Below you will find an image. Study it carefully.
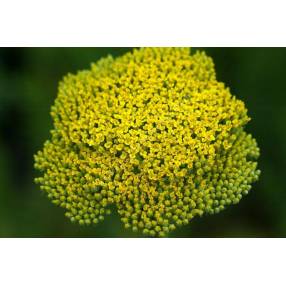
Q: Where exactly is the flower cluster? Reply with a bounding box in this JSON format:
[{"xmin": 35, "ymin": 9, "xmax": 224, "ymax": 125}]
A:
[{"xmin": 34, "ymin": 48, "xmax": 260, "ymax": 237}]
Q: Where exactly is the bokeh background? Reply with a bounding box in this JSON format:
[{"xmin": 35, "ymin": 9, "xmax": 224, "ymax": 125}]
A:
[{"xmin": 0, "ymin": 48, "xmax": 285, "ymax": 237}]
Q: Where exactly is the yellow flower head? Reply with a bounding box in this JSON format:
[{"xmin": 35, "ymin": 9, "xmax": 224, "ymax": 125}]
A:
[{"xmin": 34, "ymin": 48, "xmax": 260, "ymax": 237}]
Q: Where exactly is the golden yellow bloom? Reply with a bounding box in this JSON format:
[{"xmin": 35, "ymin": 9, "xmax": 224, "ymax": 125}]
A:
[{"xmin": 34, "ymin": 48, "xmax": 260, "ymax": 237}]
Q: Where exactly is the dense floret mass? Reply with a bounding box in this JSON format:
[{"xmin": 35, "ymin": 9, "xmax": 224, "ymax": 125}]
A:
[{"xmin": 34, "ymin": 48, "xmax": 260, "ymax": 237}]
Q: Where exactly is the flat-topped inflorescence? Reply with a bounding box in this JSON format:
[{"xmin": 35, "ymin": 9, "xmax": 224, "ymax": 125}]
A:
[{"xmin": 34, "ymin": 48, "xmax": 260, "ymax": 237}]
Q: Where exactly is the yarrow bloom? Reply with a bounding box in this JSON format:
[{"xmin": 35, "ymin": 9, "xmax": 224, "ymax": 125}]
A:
[{"xmin": 34, "ymin": 48, "xmax": 260, "ymax": 237}]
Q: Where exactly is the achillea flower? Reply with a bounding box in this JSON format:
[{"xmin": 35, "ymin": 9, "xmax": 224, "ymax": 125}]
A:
[{"xmin": 34, "ymin": 48, "xmax": 260, "ymax": 237}]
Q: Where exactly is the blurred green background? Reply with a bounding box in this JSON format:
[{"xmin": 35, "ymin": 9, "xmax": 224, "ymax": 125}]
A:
[{"xmin": 0, "ymin": 48, "xmax": 285, "ymax": 237}]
